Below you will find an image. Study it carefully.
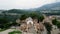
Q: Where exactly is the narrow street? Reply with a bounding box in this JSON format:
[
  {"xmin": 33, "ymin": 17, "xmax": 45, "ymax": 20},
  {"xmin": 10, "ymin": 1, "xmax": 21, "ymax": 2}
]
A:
[{"xmin": 22, "ymin": 25, "xmax": 37, "ymax": 34}]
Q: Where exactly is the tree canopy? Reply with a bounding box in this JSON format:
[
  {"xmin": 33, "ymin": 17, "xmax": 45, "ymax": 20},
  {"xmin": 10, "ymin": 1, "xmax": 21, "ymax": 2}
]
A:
[{"xmin": 44, "ymin": 23, "xmax": 52, "ymax": 34}]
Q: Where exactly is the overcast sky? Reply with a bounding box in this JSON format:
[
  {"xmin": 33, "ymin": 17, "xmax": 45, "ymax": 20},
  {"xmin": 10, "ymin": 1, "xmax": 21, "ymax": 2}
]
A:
[{"xmin": 0, "ymin": 0, "xmax": 60, "ymax": 10}]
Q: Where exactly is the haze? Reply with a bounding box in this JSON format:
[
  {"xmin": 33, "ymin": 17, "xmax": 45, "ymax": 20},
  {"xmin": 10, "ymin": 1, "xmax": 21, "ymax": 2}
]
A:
[{"xmin": 0, "ymin": 0, "xmax": 59, "ymax": 10}]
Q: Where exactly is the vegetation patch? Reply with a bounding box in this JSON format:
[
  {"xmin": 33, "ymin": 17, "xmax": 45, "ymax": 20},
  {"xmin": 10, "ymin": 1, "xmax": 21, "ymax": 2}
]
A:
[
  {"xmin": 0, "ymin": 29, "xmax": 5, "ymax": 32},
  {"xmin": 8, "ymin": 30, "xmax": 22, "ymax": 34},
  {"xmin": 0, "ymin": 28, "xmax": 8, "ymax": 32}
]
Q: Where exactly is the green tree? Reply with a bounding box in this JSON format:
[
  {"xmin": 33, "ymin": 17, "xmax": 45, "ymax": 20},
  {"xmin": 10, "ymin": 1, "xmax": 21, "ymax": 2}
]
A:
[
  {"xmin": 29, "ymin": 12, "xmax": 39, "ymax": 19},
  {"xmin": 20, "ymin": 14, "xmax": 29, "ymax": 20},
  {"xmin": 52, "ymin": 18, "xmax": 57, "ymax": 25},
  {"xmin": 56, "ymin": 21, "xmax": 60, "ymax": 30},
  {"xmin": 0, "ymin": 18, "xmax": 10, "ymax": 29},
  {"xmin": 29, "ymin": 12, "xmax": 44, "ymax": 22},
  {"xmin": 38, "ymin": 15, "xmax": 44, "ymax": 22},
  {"xmin": 52, "ymin": 18, "xmax": 58, "ymax": 29},
  {"xmin": 0, "ymin": 14, "xmax": 12, "ymax": 29},
  {"xmin": 44, "ymin": 23, "xmax": 52, "ymax": 34}
]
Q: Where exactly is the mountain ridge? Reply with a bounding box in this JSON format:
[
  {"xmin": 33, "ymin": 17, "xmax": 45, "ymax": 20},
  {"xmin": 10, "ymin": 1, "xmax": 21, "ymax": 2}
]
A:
[{"xmin": 35, "ymin": 2, "xmax": 60, "ymax": 11}]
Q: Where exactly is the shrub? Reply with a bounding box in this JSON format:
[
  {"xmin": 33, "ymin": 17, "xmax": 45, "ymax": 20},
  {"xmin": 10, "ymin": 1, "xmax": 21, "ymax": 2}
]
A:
[
  {"xmin": 44, "ymin": 23, "xmax": 52, "ymax": 34},
  {"xmin": 8, "ymin": 30, "xmax": 22, "ymax": 34}
]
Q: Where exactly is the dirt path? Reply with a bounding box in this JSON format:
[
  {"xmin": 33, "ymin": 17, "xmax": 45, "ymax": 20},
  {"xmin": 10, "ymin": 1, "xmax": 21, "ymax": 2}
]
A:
[{"xmin": 0, "ymin": 29, "xmax": 14, "ymax": 34}]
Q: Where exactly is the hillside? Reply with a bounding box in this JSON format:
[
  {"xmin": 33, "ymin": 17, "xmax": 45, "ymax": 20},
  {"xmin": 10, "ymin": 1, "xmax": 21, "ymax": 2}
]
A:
[
  {"xmin": 37, "ymin": 2, "xmax": 60, "ymax": 10},
  {"xmin": 0, "ymin": 2, "xmax": 60, "ymax": 16}
]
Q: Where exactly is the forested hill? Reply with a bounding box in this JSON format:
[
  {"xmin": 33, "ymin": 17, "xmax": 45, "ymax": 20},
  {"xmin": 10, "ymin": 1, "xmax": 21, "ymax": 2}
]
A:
[
  {"xmin": 0, "ymin": 2, "xmax": 60, "ymax": 15},
  {"xmin": 33, "ymin": 2, "xmax": 60, "ymax": 11}
]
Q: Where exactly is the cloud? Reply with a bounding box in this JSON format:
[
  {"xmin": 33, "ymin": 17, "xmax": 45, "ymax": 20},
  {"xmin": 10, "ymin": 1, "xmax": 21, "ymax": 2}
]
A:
[{"xmin": 0, "ymin": 0, "xmax": 59, "ymax": 10}]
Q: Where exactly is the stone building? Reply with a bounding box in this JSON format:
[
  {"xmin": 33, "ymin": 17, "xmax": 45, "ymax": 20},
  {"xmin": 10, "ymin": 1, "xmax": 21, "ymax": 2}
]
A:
[
  {"xmin": 25, "ymin": 17, "xmax": 33, "ymax": 25},
  {"xmin": 19, "ymin": 15, "xmax": 60, "ymax": 34}
]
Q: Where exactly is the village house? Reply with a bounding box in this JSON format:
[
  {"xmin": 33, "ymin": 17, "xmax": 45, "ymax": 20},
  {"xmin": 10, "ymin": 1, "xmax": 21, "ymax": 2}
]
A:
[
  {"xmin": 16, "ymin": 15, "xmax": 60, "ymax": 34},
  {"xmin": 25, "ymin": 17, "xmax": 33, "ymax": 25},
  {"xmin": 19, "ymin": 17, "xmax": 45, "ymax": 34}
]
